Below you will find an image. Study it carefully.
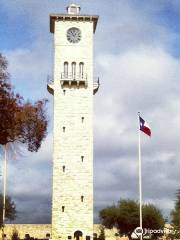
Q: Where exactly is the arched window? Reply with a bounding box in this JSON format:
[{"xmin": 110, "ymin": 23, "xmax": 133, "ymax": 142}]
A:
[
  {"xmin": 64, "ymin": 62, "xmax": 68, "ymax": 77},
  {"xmin": 72, "ymin": 62, "xmax": 76, "ymax": 78},
  {"xmin": 79, "ymin": 62, "xmax": 84, "ymax": 78}
]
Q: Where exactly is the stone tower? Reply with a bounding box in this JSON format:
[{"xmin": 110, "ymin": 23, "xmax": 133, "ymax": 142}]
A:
[{"xmin": 47, "ymin": 4, "xmax": 99, "ymax": 240}]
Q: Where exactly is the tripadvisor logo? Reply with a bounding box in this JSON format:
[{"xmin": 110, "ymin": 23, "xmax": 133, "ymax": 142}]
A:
[
  {"xmin": 133, "ymin": 227, "xmax": 170, "ymax": 237},
  {"xmin": 133, "ymin": 227, "xmax": 148, "ymax": 238}
]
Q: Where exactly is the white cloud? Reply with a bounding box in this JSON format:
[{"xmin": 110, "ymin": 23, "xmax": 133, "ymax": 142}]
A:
[
  {"xmin": 94, "ymin": 44, "xmax": 180, "ymax": 219},
  {"xmin": 4, "ymin": 39, "xmax": 53, "ymax": 100},
  {"xmin": 1, "ymin": 0, "xmax": 180, "ymax": 223}
]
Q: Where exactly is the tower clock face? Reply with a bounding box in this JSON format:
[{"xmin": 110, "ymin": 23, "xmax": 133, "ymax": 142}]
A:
[{"xmin": 67, "ymin": 27, "xmax": 81, "ymax": 43}]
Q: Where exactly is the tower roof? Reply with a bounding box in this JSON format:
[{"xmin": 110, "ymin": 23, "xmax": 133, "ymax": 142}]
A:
[
  {"xmin": 50, "ymin": 4, "xmax": 98, "ymax": 34},
  {"xmin": 49, "ymin": 14, "xmax": 99, "ymax": 34}
]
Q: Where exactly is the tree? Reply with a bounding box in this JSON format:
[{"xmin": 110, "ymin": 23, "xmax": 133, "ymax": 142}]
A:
[
  {"xmin": 11, "ymin": 229, "xmax": 20, "ymax": 240},
  {"xmin": 100, "ymin": 200, "xmax": 139, "ymax": 238},
  {"xmin": 99, "ymin": 205, "xmax": 119, "ymax": 229},
  {"xmin": 0, "ymin": 53, "xmax": 48, "ymax": 150},
  {"xmin": 0, "ymin": 54, "xmax": 20, "ymax": 145},
  {"xmin": 16, "ymin": 99, "xmax": 48, "ymax": 152},
  {"xmin": 170, "ymin": 189, "xmax": 180, "ymax": 239},
  {"xmin": 171, "ymin": 189, "xmax": 180, "ymax": 228},
  {"xmin": 142, "ymin": 204, "xmax": 165, "ymax": 230},
  {"xmin": 0, "ymin": 53, "xmax": 48, "ymax": 229},
  {"xmin": 98, "ymin": 226, "xmax": 105, "ymax": 240},
  {"xmin": 99, "ymin": 199, "xmax": 165, "ymax": 239},
  {"xmin": 0, "ymin": 194, "xmax": 16, "ymax": 226}
]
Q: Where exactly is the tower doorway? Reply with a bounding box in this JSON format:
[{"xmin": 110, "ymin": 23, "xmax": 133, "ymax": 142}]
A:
[{"xmin": 74, "ymin": 231, "xmax": 83, "ymax": 240}]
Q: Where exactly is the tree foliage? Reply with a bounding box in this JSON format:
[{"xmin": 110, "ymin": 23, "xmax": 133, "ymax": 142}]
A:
[
  {"xmin": 171, "ymin": 189, "xmax": 180, "ymax": 229},
  {"xmin": 99, "ymin": 199, "xmax": 165, "ymax": 238},
  {"xmin": 0, "ymin": 53, "xmax": 48, "ymax": 227},
  {"xmin": 0, "ymin": 53, "xmax": 48, "ymax": 151},
  {"xmin": 98, "ymin": 226, "xmax": 106, "ymax": 240},
  {"xmin": 0, "ymin": 194, "xmax": 16, "ymax": 226},
  {"xmin": 11, "ymin": 229, "xmax": 20, "ymax": 240},
  {"xmin": 142, "ymin": 204, "xmax": 165, "ymax": 230}
]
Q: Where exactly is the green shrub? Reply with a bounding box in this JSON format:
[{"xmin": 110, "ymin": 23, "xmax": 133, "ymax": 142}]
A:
[
  {"xmin": 11, "ymin": 229, "xmax": 19, "ymax": 240},
  {"xmin": 98, "ymin": 226, "xmax": 105, "ymax": 240}
]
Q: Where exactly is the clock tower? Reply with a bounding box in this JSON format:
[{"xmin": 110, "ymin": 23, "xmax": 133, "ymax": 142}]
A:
[{"xmin": 47, "ymin": 4, "xmax": 99, "ymax": 240}]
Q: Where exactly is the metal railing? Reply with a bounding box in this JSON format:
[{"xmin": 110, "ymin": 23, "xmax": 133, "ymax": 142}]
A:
[
  {"xmin": 47, "ymin": 75, "xmax": 54, "ymax": 84},
  {"xmin": 61, "ymin": 72, "xmax": 87, "ymax": 81},
  {"xmin": 93, "ymin": 77, "xmax": 100, "ymax": 94},
  {"xmin": 47, "ymin": 74, "xmax": 100, "ymax": 94}
]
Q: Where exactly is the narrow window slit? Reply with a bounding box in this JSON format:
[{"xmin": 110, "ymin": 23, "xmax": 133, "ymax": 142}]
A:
[
  {"xmin": 81, "ymin": 156, "xmax": 84, "ymax": 162},
  {"xmin": 81, "ymin": 117, "xmax": 84, "ymax": 123},
  {"xmin": 63, "ymin": 90, "xmax": 66, "ymax": 95},
  {"xmin": 81, "ymin": 196, "xmax": 84, "ymax": 202},
  {"xmin": 63, "ymin": 127, "xmax": 66, "ymax": 132},
  {"xmin": 62, "ymin": 206, "xmax": 65, "ymax": 212},
  {"xmin": 63, "ymin": 166, "xmax": 65, "ymax": 172}
]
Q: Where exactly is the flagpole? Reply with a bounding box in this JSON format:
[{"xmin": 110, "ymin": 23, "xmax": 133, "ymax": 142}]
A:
[
  {"xmin": 2, "ymin": 144, "xmax": 7, "ymax": 240},
  {"xmin": 138, "ymin": 112, "xmax": 143, "ymax": 240}
]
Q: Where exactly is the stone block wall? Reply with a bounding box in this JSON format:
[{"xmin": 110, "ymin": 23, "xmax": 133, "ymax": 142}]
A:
[
  {"xmin": 1, "ymin": 224, "xmax": 126, "ymax": 240},
  {"xmin": 2, "ymin": 224, "xmax": 51, "ymax": 240},
  {"xmin": 51, "ymin": 18, "xmax": 94, "ymax": 240}
]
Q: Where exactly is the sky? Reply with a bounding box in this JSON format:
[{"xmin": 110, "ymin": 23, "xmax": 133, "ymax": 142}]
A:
[{"xmin": 1, "ymin": 0, "xmax": 180, "ymax": 224}]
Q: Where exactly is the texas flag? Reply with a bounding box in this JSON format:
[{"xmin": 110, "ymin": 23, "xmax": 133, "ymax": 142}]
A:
[{"xmin": 139, "ymin": 116, "xmax": 151, "ymax": 137}]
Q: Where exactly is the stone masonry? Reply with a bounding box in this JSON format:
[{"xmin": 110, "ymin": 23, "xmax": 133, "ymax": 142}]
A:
[
  {"xmin": 2, "ymin": 224, "xmax": 122, "ymax": 240},
  {"xmin": 48, "ymin": 5, "xmax": 99, "ymax": 240}
]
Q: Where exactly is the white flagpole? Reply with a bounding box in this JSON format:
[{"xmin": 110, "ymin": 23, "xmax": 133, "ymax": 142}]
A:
[
  {"xmin": 138, "ymin": 113, "xmax": 143, "ymax": 240},
  {"xmin": 2, "ymin": 144, "xmax": 7, "ymax": 240}
]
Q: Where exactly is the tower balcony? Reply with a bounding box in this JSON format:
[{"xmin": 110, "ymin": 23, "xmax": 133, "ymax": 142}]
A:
[
  {"xmin": 47, "ymin": 75, "xmax": 54, "ymax": 95},
  {"xmin": 93, "ymin": 77, "xmax": 100, "ymax": 95},
  {"xmin": 47, "ymin": 74, "xmax": 100, "ymax": 95},
  {"xmin": 60, "ymin": 73, "xmax": 88, "ymax": 88}
]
